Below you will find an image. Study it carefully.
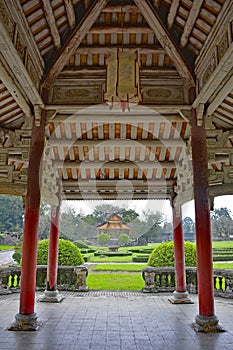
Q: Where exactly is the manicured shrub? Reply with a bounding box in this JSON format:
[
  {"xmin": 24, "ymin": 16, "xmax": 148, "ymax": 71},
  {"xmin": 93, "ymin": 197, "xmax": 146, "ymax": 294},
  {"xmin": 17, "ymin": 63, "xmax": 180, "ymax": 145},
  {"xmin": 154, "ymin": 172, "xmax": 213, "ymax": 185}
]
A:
[
  {"xmin": 37, "ymin": 239, "xmax": 84, "ymax": 266},
  {"xmin": 98, "ymin": 233, "xmax": 110, "ymax": 246},
  {"xmin": 12, "ymin": 251, "xmax": 21, "ymax": 264},
  {"xmin": 118, "ymin": 233, "xmax": 130, "ymax": 244},
  {"xmin": 148, "ymin": 241, "xmax": 196, "ymax": 267}
]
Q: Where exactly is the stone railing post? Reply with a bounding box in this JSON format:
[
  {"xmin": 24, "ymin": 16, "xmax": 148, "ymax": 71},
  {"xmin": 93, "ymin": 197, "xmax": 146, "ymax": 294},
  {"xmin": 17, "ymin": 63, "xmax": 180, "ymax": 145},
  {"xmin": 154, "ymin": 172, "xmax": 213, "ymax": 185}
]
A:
[
  {"xmin": 73, "ymin": 266, "xmax": 89, "ymax": 292},
  {"xmin": 142, "ymin": 266, "xmax": 158, "ymax": 293}
]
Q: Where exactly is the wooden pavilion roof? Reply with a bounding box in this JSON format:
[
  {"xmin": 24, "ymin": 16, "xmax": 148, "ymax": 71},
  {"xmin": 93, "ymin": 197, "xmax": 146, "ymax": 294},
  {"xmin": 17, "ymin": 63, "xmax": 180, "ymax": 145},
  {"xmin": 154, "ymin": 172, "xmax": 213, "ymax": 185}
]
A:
[{"xmin": 0, "ymin": 0, "xmax": 232, "ymax": 207}]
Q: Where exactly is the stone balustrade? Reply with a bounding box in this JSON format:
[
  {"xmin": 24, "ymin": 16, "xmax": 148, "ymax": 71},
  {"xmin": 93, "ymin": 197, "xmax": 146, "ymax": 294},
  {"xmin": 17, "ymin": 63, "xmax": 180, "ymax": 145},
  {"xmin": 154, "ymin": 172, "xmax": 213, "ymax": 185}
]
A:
[
  {"xmin": 0, "ymin": 265, "xmax": 88, "ymax": 294},
  {"xmin": 1, "ymin": 265, "xmax": 233, "ymax": 299},
  {"xmin": 142, "ymin": 266, "xmax": 233, "ymax": 298}
]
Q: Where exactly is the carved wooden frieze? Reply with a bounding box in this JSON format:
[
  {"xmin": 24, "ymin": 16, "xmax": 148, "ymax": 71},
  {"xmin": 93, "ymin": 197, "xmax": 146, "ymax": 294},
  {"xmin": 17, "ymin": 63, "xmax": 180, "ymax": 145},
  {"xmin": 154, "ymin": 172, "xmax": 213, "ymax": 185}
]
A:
[
  {"xmin": 201, "ymin": 53, "xmax": 217, "ymax": 88},
  {"xmin": 217, "ymin": 31, "xmax": 229, "ymax": 62},
  {"xmin": 49, "ymin": 85, "xmax": 103, "ymax": 104},
  {"xmin": 141, "ymin": 85, "xmax": 185, "ymax": 104},
  {"xmin": 0, "ymin": 1, "xmax": 14, "ymax": 39}
]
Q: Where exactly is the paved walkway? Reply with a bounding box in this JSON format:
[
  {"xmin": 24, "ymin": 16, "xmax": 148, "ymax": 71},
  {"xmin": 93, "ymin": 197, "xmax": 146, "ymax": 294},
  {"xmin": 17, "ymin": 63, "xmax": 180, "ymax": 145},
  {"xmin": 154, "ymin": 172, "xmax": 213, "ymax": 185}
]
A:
[{"xmin": 1, "ymin": 291, "xmax": 233, "ymax": 350}]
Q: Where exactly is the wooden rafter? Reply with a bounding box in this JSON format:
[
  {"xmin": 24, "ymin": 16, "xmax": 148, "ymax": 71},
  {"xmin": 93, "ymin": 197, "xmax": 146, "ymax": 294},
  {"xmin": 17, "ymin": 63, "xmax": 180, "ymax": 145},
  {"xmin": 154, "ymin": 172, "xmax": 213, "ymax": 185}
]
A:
[
  {"xmin": 42, "ymin": 0, "xmax": 109, "ymax": 89},
  {"xmin": 64, "ymin": 0, "xmax": 76, "ymax": 29},
  {"xmin": 206, "ymin": 75, "xmax": 233, "ymax": 117},
  {"xmin": 180, "ymin": 0, "xmax": 204, "ymax": 48},
  {"xmin": 0, "ymin": 21, "xmax": 43, "ymax": 106},
  {"xmin": 167, "ymin": 0, "xmax": 180, "ymax": 29},
  {"xmin": 193, "ymin": 45, "xmax": 233, "ymax": 108},
  {"xmin": 0, "ymin": 61, "xmax": 31, "ymax": 117},
  {"xmin": 133, "ymin": 0, "xmax": 195, "ymax": 87},
  {"xmin": 41, "ymin": 0, "xmax": 61, "ymax": 49}
]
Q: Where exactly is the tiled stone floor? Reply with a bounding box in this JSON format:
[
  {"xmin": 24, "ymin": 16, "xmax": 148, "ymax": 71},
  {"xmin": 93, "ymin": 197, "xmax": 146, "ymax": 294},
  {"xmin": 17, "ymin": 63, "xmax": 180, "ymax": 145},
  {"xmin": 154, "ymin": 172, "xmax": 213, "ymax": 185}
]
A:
[{"xmin": 0, "ymin": 291, "xmax": 233, "ymax": 350}]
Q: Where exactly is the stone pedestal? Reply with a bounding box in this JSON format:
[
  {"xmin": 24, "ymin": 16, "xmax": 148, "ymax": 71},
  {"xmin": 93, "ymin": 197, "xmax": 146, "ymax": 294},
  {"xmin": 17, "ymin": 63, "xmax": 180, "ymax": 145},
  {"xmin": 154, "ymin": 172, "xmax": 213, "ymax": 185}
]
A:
[
  {"xmin": 192, "ymin": 314, "xmax": 225, "ymax": 333},
  {"xmin": 168, "ymin": 290, "xmax": 193, "ymax": 304},
  {"xmin": 8, "ymin": 312, "xmax": 41, "ymax": 331},
  {"xmin": 37, "ymin": 289, "xmax": 64, "ymax": 303}
]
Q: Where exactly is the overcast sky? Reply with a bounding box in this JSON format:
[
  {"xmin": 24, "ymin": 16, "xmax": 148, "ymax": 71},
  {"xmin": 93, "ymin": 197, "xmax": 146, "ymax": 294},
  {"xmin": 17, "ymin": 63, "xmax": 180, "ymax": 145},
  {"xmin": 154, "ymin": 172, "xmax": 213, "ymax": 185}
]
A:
[{"xmin": 62, "ymin": 195, "xmax": 233, "ymax": 222}]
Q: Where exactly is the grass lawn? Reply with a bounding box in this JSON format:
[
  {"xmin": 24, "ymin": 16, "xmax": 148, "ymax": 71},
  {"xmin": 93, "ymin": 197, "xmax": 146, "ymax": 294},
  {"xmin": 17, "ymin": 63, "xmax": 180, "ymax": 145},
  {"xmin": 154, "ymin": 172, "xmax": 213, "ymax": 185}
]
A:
[
  {"xmin": 213, "ymin": 263, "xmax": 233, "ymax": 269},
  {"xmin": 86, "ymin": 273, "xmax": 144, "ymax": 290},
  {"xmin": 93, "ymin": 263, "xmax": 147, "ymax": 271},
  {"xmin": 0, "ymin": 245, "xmax": 15, "ymax": 251},
  {"xmin": 212, "ymin": 241, "xmax": 233, "ymax": 248}
]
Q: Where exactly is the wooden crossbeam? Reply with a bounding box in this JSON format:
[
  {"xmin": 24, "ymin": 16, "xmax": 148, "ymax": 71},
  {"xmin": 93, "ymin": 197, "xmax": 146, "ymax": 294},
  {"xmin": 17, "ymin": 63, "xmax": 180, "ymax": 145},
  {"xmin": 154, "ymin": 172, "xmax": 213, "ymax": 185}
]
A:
[
  {"xmin": 133, "ymin": 0, "xmax": 195, "ymax": 87},
  {"xmin": 53, "ymin": 160, "xmax": 176, "ymax": 169},
  {"xmin": 42, "ymin": 0, "xmax": 109, "ymax": 89}
]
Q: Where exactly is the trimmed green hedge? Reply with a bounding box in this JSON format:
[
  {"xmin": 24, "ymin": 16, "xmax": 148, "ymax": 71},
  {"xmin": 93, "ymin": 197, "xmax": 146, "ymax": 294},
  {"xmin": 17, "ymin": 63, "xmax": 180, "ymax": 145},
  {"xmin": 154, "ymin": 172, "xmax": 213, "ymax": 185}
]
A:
[
  {"xmin": 37, "ymin": 239, "xmax": 84, "ymax": 266},
  {"xmin": 94, "ymin": 251, "xmax": 132, "ymax": 257},
  {"xmin": 132, "ymin": 255, "xmax": 149, "ymax": 263}
]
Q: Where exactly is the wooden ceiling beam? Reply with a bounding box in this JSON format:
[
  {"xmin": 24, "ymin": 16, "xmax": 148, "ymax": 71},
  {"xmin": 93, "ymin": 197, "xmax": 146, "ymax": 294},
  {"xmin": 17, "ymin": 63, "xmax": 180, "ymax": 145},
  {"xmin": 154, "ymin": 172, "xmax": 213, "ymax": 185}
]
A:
[
  {"xmin": 89, "ymin": 25, "xmax": 154, "ymax": 34},
  {"xmin": 62, "ymin": 179, "xmax": 173, "ymax": 188},
  {"xmin": 180, "ymin": 0, "xmax": 204, "ymax": 48},
  {"xmin": 167, "ymin": 0, "xmax": 180, "ymax": 29},
  {"xmin": 64, "ymin": 0, "xmax": 76, "ymax": 29},
  {"xmin": 49, "ymin": 139, "xmax": 186, "ymax": 147},
  {"xmin": 42, "ymin": 0, "xmax": 109, "ymax": 89},
  {"xmin": 75, "ymin": 46, "xmax": 164, "ymax": 54},
  {"xmin": 101, "ymin": 5, "xmax": 139, "ymax": 13},
  {"xmin": 53, "ymin": 160, "xmax": 176, "ymax": 169},
  {"xmin": 133, "ymin": 0, "xmax": 195, "ymax": 88},
  {"xmin": 41, "ymin": 0, "xmax": 61, "ymax": 49}
]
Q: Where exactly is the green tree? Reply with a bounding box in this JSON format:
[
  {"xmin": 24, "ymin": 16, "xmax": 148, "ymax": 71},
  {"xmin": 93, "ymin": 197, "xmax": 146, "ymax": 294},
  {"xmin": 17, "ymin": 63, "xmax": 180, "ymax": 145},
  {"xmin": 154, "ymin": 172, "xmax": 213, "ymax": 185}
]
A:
[
  {"xmin": 211, "ymin": 207, "xmax": 233, "ymax": 239},
  {"xmin": 139, "ymin": 210, "xmax": 165, "ymax": 242},
  {"xmin": 183, "ymin": 217, "xmax": 195, "ymax": 233},
  {"xmin": 118, "ymin": 233, "xmax": 130, "ymax": 245},
  {"xmin": 0, "ymin": 195, "xmax": 24, "ymax": 232},
  {"xmin": 98, "ymin": 232, "xmax": 110, "ymax": 246}
]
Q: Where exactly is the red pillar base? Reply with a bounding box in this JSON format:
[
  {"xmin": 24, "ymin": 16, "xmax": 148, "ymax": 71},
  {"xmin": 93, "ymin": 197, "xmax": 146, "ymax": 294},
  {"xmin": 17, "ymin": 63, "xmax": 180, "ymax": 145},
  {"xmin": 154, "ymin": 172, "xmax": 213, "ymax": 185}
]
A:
[
  {"xmin": 8, "ymin": 312, "xmax": 41, "ymax": 331},
  {"xmin": 192, "ymin": 314, "xmax": 225, "ymax": 333},
  {"xmin": 37, "ymin": 290, "xmax": 64, "ymax": 303},
  {"xmin": 168, "ymin": 290, "xmax": 193, "ymax": 304}
]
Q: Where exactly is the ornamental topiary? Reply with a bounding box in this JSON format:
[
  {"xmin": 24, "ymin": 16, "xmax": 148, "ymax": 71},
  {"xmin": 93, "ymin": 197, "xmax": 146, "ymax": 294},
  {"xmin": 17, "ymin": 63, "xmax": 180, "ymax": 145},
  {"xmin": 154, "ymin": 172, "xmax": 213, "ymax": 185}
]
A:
[
  {"xmin": 37, "ymin": 238, "xmax": 84, "ymax": 266},
  {"xmin": 148, "ymin": 241, "xmax": 196, "ymax": 267}
]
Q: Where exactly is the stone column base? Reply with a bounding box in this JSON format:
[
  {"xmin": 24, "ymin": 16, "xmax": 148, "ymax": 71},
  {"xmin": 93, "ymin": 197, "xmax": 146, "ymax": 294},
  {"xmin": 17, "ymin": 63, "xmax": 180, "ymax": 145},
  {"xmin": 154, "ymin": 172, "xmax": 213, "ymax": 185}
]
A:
[
  {"xmin": 168, "ymin": 290, "xmax": 193, "ymax": 304},
  {"xmin": 8, "ymin": 312, "xmax": 41, "ymax": 331},
  {"xmin": 37, "ymin": 290, "xmax": 64, "ymax": 303},
  {"xmin": 192, "ymin": 314, "xmax": 225, "ymax": 333}
]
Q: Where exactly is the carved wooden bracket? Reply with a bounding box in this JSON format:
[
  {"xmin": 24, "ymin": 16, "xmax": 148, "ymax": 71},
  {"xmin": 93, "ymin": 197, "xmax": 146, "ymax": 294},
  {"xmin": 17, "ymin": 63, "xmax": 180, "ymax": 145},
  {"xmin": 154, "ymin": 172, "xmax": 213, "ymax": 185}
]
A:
[
  {"xmin": 34, "ymin": 104, "xmax": 44, "ymax": 126},
  {"xmin": 196, "ymin": 103, "xmax": 205, "ymax": 126}
]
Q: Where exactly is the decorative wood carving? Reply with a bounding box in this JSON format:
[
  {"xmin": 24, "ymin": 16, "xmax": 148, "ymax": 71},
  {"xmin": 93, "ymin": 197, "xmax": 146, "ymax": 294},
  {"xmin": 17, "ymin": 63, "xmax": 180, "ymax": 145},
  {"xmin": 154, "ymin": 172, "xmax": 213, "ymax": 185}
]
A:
[
  {"xmin": 142, "ymin": 85, "xmax": 185, "ymax": 104},
  {"xmin": 49, "ymin": 85, "xmax": 102, "ymax": 105}
]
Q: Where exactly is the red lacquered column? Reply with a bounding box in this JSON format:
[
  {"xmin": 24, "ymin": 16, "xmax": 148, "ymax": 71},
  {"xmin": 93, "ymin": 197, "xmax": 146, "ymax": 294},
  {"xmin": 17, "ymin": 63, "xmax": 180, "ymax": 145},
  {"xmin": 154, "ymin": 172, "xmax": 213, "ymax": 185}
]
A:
[
  {"xmin": 190, "ymin": 87, "xmax": 223, "ymax": 332},
  {"xmin": 173, "ymin": 207, "xmax": 186, "ymax": 293},
  {"xmin": 47, "ymin": 205, "xmax": 60, "ymax": 291},
  {"xmin": 9, "ymin": 112, "xmax": 45, "ymax": 331},
  {"xmin": 169, "ymin": 205, "xmax": 192, "ymax": 304}
]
